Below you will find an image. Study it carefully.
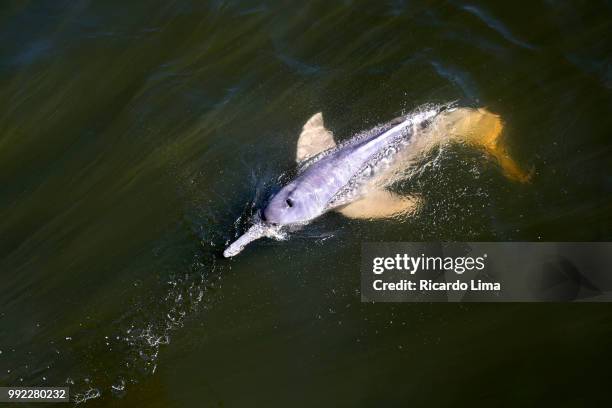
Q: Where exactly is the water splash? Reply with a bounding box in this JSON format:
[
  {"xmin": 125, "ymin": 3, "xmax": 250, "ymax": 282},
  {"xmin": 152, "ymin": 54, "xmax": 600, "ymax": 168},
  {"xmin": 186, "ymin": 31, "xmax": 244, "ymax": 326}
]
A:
[{"xmin": 73, "ymin": 388, "xmax": 101, "ymax": 404}]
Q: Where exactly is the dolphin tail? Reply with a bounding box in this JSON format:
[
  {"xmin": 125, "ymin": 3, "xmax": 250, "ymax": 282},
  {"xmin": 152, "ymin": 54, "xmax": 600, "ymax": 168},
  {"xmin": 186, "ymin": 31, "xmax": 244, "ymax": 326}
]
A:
[
  {"xmin": 437, "ymin": 108, "xmax": 532, "ymax": 183},
  {"xmin": 223, "ymin": 224, "xmax": 267, "ymax": 258}
]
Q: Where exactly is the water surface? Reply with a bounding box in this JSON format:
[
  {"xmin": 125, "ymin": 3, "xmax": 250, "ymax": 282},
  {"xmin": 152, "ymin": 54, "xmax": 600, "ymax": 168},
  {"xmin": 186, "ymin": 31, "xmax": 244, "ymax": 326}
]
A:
[{"xmin": 1, "ymin": 0, "xmax": 611, "ymax": 406}]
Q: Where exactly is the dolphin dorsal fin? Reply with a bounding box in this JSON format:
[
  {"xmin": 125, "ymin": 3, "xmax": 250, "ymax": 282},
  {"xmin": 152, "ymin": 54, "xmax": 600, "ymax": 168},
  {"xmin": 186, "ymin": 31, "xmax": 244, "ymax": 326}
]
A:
[{"xmin": 296, "ymin": 112, "xmax": 336, "ymax": 163}]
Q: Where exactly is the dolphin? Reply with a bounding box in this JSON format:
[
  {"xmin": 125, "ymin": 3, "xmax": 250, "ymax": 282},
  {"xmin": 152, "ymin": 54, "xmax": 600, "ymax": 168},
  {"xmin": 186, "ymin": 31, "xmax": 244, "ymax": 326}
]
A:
[{"xmin": 223, "ymin": 104, "xmax": 529, "ymax": 258}]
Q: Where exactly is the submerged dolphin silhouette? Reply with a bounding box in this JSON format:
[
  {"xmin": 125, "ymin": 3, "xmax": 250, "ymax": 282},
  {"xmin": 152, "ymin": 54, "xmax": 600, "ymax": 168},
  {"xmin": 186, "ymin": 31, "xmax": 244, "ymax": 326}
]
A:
[{"xmin": 223, "ymin": 105, "xmax": 529, "ymax": 257}]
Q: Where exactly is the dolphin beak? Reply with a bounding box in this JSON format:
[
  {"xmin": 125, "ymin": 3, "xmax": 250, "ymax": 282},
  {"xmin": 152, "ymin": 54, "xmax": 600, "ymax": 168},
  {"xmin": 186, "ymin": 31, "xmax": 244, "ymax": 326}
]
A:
[{"xmin": 223, "ymin": 224, "xmax": 267, "ymax": 258}]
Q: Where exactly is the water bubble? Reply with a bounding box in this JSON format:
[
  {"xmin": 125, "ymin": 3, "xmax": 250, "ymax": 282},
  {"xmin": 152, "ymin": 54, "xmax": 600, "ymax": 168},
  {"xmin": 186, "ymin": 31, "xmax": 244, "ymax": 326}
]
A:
[{"xmin": 111, "ymin": 378, "xmax": 126, "ymax": 397}]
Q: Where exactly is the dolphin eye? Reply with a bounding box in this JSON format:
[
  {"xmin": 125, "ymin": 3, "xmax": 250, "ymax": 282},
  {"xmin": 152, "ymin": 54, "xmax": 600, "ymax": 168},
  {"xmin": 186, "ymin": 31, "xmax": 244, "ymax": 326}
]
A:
[{"xmin": 286, "ymin": 198, "xmax": 294, "ymax": 208}]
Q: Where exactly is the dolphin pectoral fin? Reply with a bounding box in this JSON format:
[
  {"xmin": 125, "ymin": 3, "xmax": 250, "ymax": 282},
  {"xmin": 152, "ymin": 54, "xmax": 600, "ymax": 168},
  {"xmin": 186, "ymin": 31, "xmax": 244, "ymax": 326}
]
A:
[
  {"xmin": 223, "ymin": 224, "xmax": 267, "ymax": 258},
  {"xmin": 337, "ymin": 191, "xmax": 420, "ymax": 219},
  {"xmin": 296, "ymin": 112, "xmax": 336, "ymax": 163}
]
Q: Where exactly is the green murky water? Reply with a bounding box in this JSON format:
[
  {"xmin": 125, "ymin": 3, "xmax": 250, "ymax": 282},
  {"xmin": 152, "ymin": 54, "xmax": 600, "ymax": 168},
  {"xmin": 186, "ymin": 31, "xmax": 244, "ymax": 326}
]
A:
[{"xmin": 1, "ymin": 1, "xmax": 611, "ymax": 406}]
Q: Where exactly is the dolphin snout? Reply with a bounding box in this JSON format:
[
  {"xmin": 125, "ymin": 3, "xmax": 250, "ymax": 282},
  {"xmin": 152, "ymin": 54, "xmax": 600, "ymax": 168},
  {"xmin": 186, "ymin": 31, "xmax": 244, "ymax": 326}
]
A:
[{"xmin": 223, "ymin": 224, "xmax": 268, "ymax": 258}]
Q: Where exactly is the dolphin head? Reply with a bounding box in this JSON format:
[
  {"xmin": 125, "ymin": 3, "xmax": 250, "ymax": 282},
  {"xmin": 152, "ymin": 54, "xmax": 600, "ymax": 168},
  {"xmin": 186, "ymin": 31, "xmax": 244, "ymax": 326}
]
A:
[
  {"xmin": 224, "ymin": 181, "xmax": 322, "ymax": 258},
  {"xmin": 262, "ymin": 182, "xmax": 319, "ymax": 226}
]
